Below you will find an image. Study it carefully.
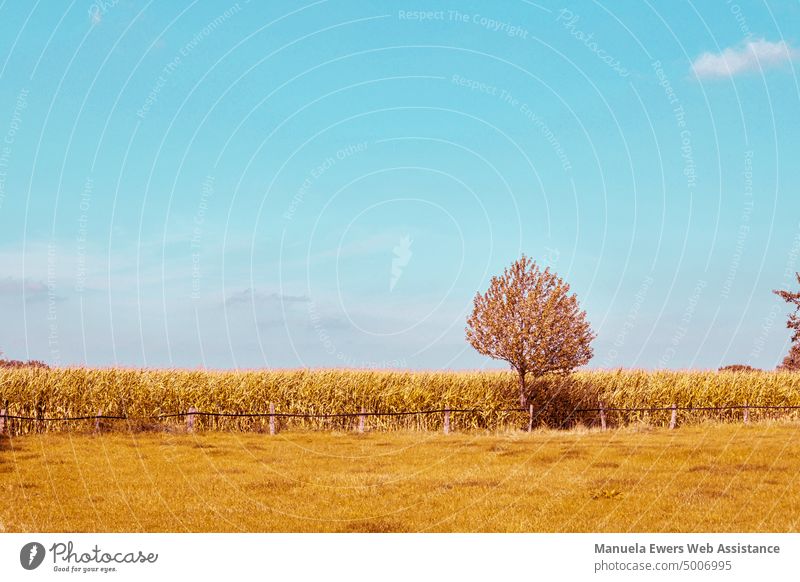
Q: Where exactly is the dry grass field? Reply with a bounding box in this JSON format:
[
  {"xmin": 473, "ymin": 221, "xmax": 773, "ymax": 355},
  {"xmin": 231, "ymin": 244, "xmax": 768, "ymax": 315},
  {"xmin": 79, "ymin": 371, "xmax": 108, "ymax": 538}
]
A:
[{"xmin": 2, "ymin": 421, "xmax": 799, "ymax": 533}]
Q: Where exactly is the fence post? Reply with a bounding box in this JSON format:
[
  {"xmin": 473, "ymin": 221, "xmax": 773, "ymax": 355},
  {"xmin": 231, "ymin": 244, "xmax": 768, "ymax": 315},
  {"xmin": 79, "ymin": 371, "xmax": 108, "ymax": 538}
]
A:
[
  {"xmin": 120, "ymin": 399, "xmax": 128, "ymax": 430},
  {"xmin": 443, "ymin": 407, "xmax": 450, "ymax": 435},
  {"xmin": 269, "ymin": 402, "xmax": 276, "ymax": 435},
  {"xmin": 187, "ymin": 406, "xmax": 197, "ymax": 433},
  {"xmin": 94, "ymin": 409, "xmax": 102, "ymax": 433},
  {"xmin": 669, "ymin": 403, "xmax": 677, "ymax": 430},
  {"xmin": 599, "ymin": 401, "xmax": 607, "ymax": 431},
  {"xmin": 36, "ymin": 403, "xmax": 44, "ymax": 434},
  {"xmin": 0, "ymin": 408, "xmax": 5, "ymax": 436},
  {"xmin": 743, "ymin": 403, "xmax": 749, "ymax": 424},
  {"xmin": 527, "ymin": 403, "xmax": 534, "ymax": 432},
  {"xmin": 358, "ymin": 407, "xmax": 365, "ymax": 433}
]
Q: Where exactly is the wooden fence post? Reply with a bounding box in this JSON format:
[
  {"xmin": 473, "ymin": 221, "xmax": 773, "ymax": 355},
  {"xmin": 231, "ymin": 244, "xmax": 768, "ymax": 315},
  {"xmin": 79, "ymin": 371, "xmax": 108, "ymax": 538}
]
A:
[
  {"xmin": 358, "ymin": 407, "xmax": 365, "ymax": 433},
  {"xmin": 669, "ymin": 403, "xmax": 677, "ymax": 430},
  {"xmin": 0, "ymin": 408, "xmax": 6, "ymax": 436},
  {"xmin": 527, "ymin": 403, "xmax": 534, "ymax": 432},
  {"xmin": 269, "ymin": 402, "xmax": 276, "ymax": 435},
  {"xmin": 443, "ymin": 407, "xmax": 450, "ymax": 435},
  {"xmin": 94, "ymin": 409, "xmax": 102, "ymax": 433},
  {"xmin": 599, "ymin": 402, "xmax": 607, "ymax": 431},
  {"xmin": 36, "ymin": 403, "xmax": 44, "ymax": 434},
  {"xmin": 187, "ymin": 406, "xmax": 197, "ymax": 433},
  {"xmin": 120, "ymin": 399, "xmax": 128, "ymax": 430},
  {"xmin": 743, "ymin": 403, "xmax": 749, "ymax": 424}
]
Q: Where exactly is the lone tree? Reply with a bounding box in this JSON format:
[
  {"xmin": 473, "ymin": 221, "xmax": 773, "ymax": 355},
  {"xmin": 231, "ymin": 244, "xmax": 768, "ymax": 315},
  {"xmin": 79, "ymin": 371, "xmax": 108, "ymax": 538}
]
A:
[
  {"xmin": 466, "ymin": 255, "xmax": 595, "ymax": 407},
  {"xmin": 775, "ymin": 273, "xmax": 800, "ymax": 371}
]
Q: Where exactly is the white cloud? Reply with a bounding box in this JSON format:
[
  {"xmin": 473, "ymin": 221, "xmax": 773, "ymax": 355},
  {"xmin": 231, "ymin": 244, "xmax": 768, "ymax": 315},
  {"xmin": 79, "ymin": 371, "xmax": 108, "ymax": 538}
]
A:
[
  {"xmin": 0, "ymin": 277, "xmax": 49, "ymax": 301},
  {"xmin": 224, "ymin": 288, "xmax": 310, "ymax": 307},
  {"xmin": 691, "ymin": 39, "xmax": 796, "ymax": 79}
]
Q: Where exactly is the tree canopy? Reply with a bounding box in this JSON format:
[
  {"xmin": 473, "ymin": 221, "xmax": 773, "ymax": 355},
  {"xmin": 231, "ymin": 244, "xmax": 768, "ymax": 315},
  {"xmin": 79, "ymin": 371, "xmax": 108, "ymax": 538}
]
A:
[
  {"xmin": 774, "ymin": 273, "xmax": 800, "ymax": 371},
  {"xmin": 466, "ymin": 255, "xmax": 595, "ymax": 405}
]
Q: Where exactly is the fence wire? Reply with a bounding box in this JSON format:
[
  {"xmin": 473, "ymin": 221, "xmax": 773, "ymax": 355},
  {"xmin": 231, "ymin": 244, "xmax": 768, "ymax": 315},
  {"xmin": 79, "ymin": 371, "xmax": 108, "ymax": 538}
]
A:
[{"xmin": 1, "ymin": 403, "xmax": 799, "ymax": 434}]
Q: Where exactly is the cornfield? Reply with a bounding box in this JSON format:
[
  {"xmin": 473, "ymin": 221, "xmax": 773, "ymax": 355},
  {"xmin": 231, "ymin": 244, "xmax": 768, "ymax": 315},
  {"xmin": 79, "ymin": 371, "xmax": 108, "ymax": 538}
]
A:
[{"xmin": 1, "ymin": 368, "xmax": 799, "ymax": 435}]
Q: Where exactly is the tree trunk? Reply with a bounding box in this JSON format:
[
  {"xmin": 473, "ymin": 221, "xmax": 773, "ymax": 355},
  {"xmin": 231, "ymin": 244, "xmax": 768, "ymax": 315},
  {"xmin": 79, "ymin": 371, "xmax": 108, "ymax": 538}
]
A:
[{"xmin": 518, "ymin": 371, "xmax": 527, "ymax": 408}]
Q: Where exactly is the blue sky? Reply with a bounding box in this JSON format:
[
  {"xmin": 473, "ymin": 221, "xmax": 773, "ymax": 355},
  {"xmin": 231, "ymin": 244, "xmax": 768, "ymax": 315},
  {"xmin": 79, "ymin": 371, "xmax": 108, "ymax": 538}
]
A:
[{"xmin": 0, "ymin": 1, "xmax": 799, "ymax": 370}]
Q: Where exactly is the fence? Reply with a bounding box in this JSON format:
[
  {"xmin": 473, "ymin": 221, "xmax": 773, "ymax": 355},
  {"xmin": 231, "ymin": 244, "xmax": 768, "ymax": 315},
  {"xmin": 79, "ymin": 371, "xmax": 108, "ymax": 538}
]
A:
[{"xmin": 1, "ymin": 402, "xmax": 800, "ymax": 437}]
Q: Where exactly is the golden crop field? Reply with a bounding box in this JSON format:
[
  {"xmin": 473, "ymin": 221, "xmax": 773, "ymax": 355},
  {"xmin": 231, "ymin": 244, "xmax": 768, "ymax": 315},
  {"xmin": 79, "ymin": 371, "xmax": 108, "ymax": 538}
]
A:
[{"xmin": 1, "ymin": 368, "xmax": 799, "ymax": 434}]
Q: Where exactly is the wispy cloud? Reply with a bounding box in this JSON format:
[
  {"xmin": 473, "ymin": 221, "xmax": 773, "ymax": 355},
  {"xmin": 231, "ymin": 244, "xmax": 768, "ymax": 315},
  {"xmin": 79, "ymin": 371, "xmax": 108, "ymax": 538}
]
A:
[
  {"xmin": 305, "ymin": 314, "xmax": 350, "ymax": 331},
  {"xmin": 0, "ymin": 277, "xmax": 52, "ymax": 302},
  {"xmin": 691, "ymin": 39, "xmax": 796, "ymax": 79},
  {"xmin": 313, "ymin": 233, "xmax": 400, "ymax": 261},
  {"xmin": 224, "ymin": 288, "xmax": 310, "ymax": 307}
]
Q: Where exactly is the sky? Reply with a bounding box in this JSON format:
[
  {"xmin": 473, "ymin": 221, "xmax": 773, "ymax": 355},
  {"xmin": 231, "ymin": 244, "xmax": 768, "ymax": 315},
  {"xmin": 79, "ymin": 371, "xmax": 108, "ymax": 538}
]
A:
[{"xmin": 0, "ymin": 0, "xmax": 799, "ymax": 371}]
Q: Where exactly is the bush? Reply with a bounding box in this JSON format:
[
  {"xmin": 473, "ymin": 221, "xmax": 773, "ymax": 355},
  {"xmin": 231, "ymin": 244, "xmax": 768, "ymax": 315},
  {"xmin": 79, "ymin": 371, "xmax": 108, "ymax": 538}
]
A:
[
  {"xmin": 718, "ymin": 365, "xmax": 760, "ymax": 372},
  {"xmin": 0, "ymin": 359, "xmax": 49, "ymax": 369}
]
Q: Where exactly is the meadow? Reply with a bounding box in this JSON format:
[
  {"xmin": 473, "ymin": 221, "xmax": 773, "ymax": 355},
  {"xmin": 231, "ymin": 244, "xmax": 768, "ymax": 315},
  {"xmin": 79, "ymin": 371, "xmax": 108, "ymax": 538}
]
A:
[
  {"xmin": 1, "ymin": 422, "xmax": 798, "ymax": 532},
  {"xmin": 2, "ymin": 368, "xmax": 800, "ymax": 434}
]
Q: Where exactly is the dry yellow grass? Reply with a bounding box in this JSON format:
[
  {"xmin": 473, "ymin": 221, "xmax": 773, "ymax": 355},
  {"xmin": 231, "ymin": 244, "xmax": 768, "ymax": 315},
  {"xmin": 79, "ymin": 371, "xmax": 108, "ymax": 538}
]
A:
[
  {"xmin": 1, "ymin": 368, "xmax": 799, "ymax": 434},
  {"xmin": 2, "ymin": 422, "xmax": 799, "ymax": 532}
]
